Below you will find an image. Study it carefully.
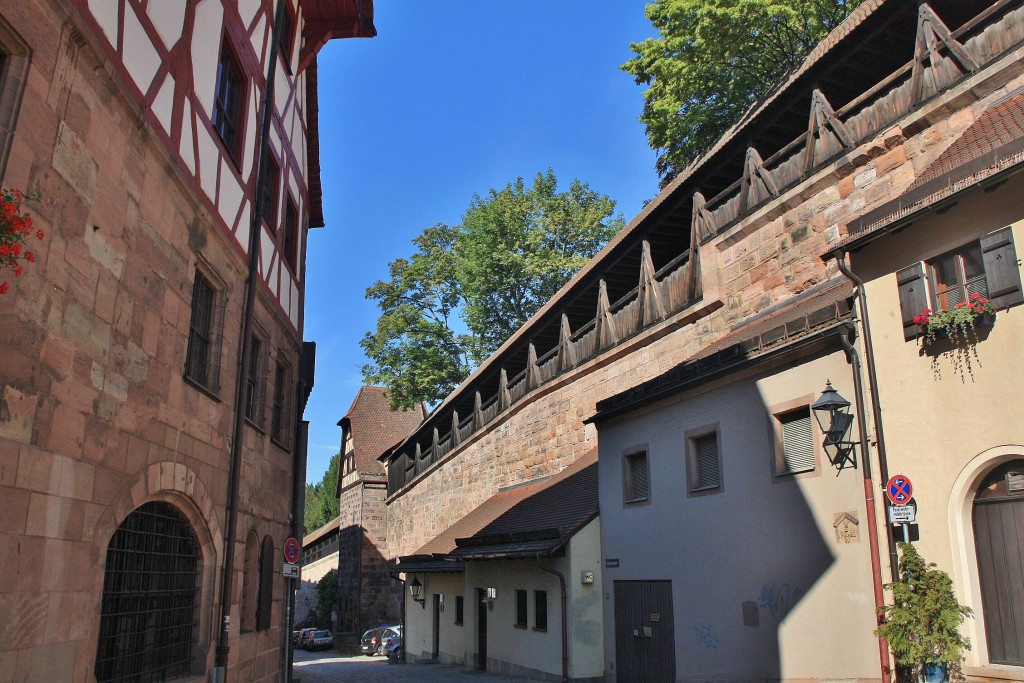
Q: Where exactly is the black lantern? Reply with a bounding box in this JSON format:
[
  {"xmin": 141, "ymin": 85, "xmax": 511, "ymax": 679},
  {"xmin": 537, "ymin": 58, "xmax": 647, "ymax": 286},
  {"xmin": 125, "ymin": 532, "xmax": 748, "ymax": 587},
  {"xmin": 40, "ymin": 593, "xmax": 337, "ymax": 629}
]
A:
[
  {"xmin": 811, "ymin": 380, "xmax": 857, "ymax": 473},
  {"xmin": 409, "ymin": 576, "xmax": 425, "ymax": 608}
]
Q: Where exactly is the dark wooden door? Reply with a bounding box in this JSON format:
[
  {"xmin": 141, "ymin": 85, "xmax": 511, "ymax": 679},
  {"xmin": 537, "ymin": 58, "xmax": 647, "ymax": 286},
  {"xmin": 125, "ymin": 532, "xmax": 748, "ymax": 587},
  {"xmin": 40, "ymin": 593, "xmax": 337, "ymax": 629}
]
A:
[
  {"xmin": 477, "ymin": 588, "xmax": 488, "ymax": 670},
  {"xmin": 975, "ymin": 495, "xmax": 1024, "ymax": 665},
  {"xmin": 614, "ymin": 580, "xmax": 675, "ymax": 683}
]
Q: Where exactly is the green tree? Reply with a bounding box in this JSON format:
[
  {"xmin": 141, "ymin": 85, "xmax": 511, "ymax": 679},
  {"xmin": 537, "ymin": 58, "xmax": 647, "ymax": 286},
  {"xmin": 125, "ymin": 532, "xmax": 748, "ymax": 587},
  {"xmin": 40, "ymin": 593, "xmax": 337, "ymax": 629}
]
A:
[
  {"xmin": 362, "ymin": 170, "xmax": 624, "ymax": 410},
  {"xmin": 875, "ymin": 543, "xmax": 972, "ymax": 681},
  {"xmin": 623, "ymin": 0, "xmax": 862, "ymax": 183},
  {"xmin": 315, "ymin": 569, "xmax": 339, "ymax": 631},
  {"xmin": 303, "ymin": 451, "xmax": 340, "ymax": 535}
]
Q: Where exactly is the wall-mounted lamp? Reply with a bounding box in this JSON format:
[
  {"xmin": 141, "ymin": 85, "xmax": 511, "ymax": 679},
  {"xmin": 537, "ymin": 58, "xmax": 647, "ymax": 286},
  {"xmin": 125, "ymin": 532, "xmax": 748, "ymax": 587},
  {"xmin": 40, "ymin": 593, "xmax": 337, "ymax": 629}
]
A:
[
  {"xmin": 409, "ymin": 576, "xmax": 426, "ymax": 608},
  {"xmin": 812, "ymin": 380, "xmax": 858, "ymax": 473}
]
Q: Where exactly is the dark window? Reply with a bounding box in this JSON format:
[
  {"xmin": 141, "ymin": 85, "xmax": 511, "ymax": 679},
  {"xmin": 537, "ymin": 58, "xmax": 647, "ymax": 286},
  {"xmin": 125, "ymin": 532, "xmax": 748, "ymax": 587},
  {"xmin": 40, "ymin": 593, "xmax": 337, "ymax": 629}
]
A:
[
  {"xmin": 897, "ymin": 227, "xmax": 1023, "ymax": 339},
  {"xmin": 689, "ymin": 431, "xmax": 721, "ymax": 492},
  {"xmin": 514, "ymin": 590, "xmax": 527, "ymax": 628},
  {"xmin": 0, "ymin": 16, "xmax": 31, "ymax": 178},
  {"xmin": 455, "ymin": 595, "xmax": 464, "ymax": 625},
  {"xmin": 185, "ymin": 270, "xmax": 220, "ymax": 392},
  {"xmin": 256, "ymin": 536, "xmax": 274, "ymax": 630},
  {"xmin": 277, "ymin": 6, "xmax": 294, "ymax": 68},
  {"xmin": 271, "ymin": 360, "xmax": 289, "ymax": 445},
  {"xmin": 260, "ymin": 156, "xmax": 280, "ymax": 230},
  {"xmin": 244, "ymin": 335, "xmax": 264, "ymax": 427},
  {"xmin": 778, "ymin": 408, "xmax": 816, "ymax": 475},
  {"xmin": 534, "ymin": 591, "xmax": 548, "ymax": 631},
  {"xmin": 95, "ymin": 502, "xmax": 200, "ymax": 683},
  {"xmin": 212, "ymin": 41, "xmax": 244, "ymax": 161},
  {"xmin": 624, "ymin": 450, "xmax": 650, "ymax": 504},
  {"xmin": 283, "ymin": 198, "xmax": 299, "ymax": 271}
]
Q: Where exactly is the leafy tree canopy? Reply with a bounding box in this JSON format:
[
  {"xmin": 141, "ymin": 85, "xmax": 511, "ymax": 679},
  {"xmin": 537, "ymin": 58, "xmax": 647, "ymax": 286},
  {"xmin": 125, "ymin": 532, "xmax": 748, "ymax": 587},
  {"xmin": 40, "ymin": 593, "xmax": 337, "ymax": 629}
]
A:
[
  {"xmin": 303, "ymin": 451, "xmax": 339, "ymax": 535},
  {"xmin": 623, "ymin": 0, "xmax": 862, "ymax": 183},
  {"xmin": 362, "ymin": 170, "xmax": 624, "ymax": 410}
]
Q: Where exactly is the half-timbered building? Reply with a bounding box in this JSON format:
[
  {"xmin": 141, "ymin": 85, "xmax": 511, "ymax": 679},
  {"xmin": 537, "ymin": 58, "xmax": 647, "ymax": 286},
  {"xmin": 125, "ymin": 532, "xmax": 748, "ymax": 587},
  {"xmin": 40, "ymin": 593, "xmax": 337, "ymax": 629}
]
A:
[{"xmin": 0, "ymin": 1, "xmax": 372, "ymax": 680}]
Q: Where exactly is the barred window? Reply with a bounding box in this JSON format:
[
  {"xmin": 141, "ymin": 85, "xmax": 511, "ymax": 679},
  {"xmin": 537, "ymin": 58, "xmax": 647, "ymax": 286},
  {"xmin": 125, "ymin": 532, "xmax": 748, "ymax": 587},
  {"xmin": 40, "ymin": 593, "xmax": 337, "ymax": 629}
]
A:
[
  {"xmin": 271, "ymin": 360, "xmax": 289, "ymax": 445},
  {"xmin": 95, "ymin": 502, "xmax": 200, "ymax": 683},
  {"xmin": 244, "ymin": 335, "xmax": 265, "ymax": 427},
  {"xmin": 185, "ymin": 270, "xmax": 222, "ymax": 393}
]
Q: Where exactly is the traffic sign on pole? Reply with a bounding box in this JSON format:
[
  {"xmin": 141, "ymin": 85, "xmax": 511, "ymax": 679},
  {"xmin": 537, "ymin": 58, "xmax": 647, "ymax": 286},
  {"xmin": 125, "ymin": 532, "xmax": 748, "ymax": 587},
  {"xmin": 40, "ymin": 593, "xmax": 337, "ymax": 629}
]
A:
[
  {"xmin": 886, "ymin": 475, "xmax": 913, "ymax": 504},
  {"xmin": 283, "ymin": 536, "xmax": 301, "ymax": 564}
]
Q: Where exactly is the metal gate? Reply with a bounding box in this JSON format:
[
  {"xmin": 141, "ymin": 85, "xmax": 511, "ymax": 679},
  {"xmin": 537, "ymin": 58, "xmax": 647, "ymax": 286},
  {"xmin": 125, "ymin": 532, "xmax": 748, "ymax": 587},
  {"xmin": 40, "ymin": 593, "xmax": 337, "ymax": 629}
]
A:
[{"xmin": 614, "ymin": 581, "xmax": 675, "ymax": 683}]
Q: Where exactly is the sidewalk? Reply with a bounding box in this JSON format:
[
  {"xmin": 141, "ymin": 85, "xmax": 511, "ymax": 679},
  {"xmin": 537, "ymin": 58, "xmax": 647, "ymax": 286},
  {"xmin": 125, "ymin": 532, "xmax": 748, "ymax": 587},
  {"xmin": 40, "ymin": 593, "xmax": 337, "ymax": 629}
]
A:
[{"xmin": 292, "ymin": 650, "xmax": 539, "ymax": 682}]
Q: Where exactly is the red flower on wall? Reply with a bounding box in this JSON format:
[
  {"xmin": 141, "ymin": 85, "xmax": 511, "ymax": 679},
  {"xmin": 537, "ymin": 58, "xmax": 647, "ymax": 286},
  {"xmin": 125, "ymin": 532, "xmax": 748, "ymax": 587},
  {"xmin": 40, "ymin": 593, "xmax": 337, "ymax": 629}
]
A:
[{"xmin": 0, "ymin": 188, "xmax": 42, "ymax": 294}]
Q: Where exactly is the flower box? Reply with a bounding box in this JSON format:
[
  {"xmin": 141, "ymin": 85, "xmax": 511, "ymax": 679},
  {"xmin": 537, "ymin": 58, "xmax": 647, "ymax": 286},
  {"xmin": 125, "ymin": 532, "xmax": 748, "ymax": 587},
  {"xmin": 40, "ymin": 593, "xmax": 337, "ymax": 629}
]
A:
[{"xmin": 914, "ymin": 294, "xmax": 996, "ymax": 344}]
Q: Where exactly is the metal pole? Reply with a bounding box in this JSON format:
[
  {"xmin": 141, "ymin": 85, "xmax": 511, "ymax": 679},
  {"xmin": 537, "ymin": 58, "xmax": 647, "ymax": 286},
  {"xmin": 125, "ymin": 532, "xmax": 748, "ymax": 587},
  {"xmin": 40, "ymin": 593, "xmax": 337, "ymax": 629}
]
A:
[{"xmin": 213, "ymin": 2, "xmax": 287, "ymax": 680}]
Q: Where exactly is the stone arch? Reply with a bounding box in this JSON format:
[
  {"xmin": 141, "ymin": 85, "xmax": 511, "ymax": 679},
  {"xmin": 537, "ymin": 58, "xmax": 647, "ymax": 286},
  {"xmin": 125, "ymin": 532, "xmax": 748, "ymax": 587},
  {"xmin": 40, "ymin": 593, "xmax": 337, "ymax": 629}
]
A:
[
  {"xmin": 86, "ymin": 462, "xmax": 222, "ymax": 676},
  {"xmin": 947, "ymin": 444, "xmax": 1024, "ymax": 671}
]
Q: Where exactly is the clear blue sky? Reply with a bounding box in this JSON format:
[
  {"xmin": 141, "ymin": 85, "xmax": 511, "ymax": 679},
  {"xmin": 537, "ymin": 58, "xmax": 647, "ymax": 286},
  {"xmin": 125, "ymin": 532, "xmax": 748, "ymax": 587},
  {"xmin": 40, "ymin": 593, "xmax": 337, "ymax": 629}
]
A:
[{"xmin": 302, "ymin": 2, "xmax": 660, "ymax": 484}]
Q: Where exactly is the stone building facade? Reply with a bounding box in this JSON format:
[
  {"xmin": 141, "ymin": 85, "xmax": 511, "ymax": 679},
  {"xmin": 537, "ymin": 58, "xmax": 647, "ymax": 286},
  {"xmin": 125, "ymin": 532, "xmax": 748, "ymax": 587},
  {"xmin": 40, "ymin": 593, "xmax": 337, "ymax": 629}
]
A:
[
  {"xmin": 381, "ymin": 2, "xmax": 1024, "ymax": 681},
  {"xmin": 0, "ymin": 1, "xmax": 373, "ymax": 680}
]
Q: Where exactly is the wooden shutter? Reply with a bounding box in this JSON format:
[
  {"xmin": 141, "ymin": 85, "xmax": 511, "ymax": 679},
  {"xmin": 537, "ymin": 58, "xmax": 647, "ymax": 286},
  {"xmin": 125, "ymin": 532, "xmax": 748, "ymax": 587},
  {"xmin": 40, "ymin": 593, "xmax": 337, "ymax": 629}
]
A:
[
  {"xmin": 694, "ymin": 433, "xmax": 720, "ymax": 489},
  {"xmin": 781, "ymin": 410, "xmax": 816, "ymax": 474},
  {"xmin": 627, "ymin": 452, "xmax": 649, "ymax": 501},
  {"xmin": 981, "ymin": 226, "xmax": 1024, "ymax": 309},
  {"xmin": 896, "ymin": 262, "xmax": 929, "ymax": 340}
]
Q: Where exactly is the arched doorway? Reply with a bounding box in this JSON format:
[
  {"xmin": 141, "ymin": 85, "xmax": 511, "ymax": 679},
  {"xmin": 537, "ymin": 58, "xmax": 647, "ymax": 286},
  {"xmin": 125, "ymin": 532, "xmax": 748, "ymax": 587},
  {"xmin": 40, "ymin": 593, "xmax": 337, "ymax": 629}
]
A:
[
  {"xmin": 973, "ymin": 459, "xmax": 1024, "ymax": 666},
  {"xmin": 95, "ymin": 501, "xmax": 202, "ymax": 682}
]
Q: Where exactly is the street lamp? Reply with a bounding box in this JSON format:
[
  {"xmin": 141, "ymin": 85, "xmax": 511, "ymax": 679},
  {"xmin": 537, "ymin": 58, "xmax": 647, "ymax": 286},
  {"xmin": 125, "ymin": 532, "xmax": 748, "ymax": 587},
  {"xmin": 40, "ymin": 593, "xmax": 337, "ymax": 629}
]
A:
[
  {"xmin": 812, "ymin": 380, "xmax": 857, "ymax": 473},
  {"xmin": 409, "ymin": 576, "xmax": 426, "ymax": 608}
]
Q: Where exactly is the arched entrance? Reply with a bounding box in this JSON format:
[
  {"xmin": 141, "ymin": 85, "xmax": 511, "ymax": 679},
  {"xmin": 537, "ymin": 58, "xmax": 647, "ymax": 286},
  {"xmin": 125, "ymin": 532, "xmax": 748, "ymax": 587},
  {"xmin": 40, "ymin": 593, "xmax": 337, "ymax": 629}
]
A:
[{"xmin": 973, "ymin": 459, "xmax": 1024, "ymax": 666}]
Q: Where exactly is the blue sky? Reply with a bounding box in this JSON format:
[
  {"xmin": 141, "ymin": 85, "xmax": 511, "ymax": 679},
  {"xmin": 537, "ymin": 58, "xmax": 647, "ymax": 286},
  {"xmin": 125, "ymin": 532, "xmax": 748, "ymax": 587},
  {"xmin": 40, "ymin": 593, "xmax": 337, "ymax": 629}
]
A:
[{"xmin": 302, "ymin": 2, "xmax": 660, "ymax": 484}]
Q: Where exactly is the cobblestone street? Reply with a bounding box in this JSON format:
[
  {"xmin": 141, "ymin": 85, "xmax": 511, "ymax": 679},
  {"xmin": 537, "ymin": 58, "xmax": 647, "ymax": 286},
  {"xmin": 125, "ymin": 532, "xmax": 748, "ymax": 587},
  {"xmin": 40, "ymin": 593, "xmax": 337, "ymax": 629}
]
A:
[{"xmin": 292, "ymin": 650, "xmax": 537, "ymax": 683}]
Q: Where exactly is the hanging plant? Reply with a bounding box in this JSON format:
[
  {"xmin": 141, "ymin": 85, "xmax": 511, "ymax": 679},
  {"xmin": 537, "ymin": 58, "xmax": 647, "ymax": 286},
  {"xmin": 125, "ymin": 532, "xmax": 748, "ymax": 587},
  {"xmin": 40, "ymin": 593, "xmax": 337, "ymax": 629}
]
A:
[
  {"xmin": 913, "ymin": 294, "xmax": 995, "ymax": 344},
  {"xmin": 0, "ymin": 188, "xmax": 43, "ymax": 294}
]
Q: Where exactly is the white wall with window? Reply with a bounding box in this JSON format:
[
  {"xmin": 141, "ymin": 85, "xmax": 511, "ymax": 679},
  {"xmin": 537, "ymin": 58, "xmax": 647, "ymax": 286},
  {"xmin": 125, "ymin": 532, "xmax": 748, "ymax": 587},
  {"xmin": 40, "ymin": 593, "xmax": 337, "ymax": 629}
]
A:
[{"xmin": 596, "ymin": 350, "xmax": 879, "ymax": 682}]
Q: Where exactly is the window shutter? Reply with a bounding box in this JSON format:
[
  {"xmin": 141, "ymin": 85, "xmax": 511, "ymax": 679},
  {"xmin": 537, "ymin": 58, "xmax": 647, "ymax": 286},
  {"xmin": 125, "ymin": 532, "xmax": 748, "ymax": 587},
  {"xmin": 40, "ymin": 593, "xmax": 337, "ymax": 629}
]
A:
[
  {"xmin": 629, "ymin": 453, "xmax": 649, "ymax": 500},
  {"xmin": 781, "ymin": 411, "xmax": 816, "ymax": 473},
  {"xmin": 694, "ymin": 433, "xmax": 720, "ymax": 489},
  {"xmin": 896, "ymin": 262, "xmax": 928, "ymax": 340},
  {"xmin": 981, "ymin": 226, "xmax": 1024, "ymax": 309}
]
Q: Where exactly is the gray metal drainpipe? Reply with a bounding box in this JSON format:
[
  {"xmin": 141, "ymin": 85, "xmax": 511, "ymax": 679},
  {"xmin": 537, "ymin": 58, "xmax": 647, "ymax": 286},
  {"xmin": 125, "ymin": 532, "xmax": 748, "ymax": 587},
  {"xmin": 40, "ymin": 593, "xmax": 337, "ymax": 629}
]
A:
[
  {"xmin": 537, "ymin": 556, "xmax": 568, "ymax": 683},
  {"xmin": 213, "ymin": 1, "xmax": 288, "ymax": 679}
]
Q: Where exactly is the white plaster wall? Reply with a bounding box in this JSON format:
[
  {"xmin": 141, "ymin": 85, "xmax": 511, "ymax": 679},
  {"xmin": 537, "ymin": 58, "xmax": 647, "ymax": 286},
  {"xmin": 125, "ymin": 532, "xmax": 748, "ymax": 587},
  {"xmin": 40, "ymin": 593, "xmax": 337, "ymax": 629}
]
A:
[
  {"xmin": 598, "ymin": 350, "xmax": 880, "ymax": 682},
  {"xmin": 567, "ymin": 518, "xmax": 605, "ymax": 680}
]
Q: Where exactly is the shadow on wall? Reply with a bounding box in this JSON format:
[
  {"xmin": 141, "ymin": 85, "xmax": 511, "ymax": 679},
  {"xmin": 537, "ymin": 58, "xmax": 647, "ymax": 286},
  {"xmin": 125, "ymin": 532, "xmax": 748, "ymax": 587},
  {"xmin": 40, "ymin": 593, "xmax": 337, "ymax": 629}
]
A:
[{"xmin": 336, "ymin": 525, "xmax": 403, "ymax": 638}]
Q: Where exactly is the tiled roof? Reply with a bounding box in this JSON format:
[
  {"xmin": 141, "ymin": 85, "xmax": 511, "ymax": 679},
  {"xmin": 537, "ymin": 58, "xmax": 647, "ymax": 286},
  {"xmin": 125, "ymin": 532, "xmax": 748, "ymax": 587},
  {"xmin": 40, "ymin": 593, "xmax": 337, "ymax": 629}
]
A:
[
  {"xmin": 591, "ymin": 280, "xmax": 854, "ymax": 422},
  {"xmin": 402, "ymin": 449, "xmax": 599, "ymax": 563},
  {"xmin": 302, "ymin": 514, "xmax": 340, "ymax": 546},
  {"xmin": 342, "ymin": 386, "xmax": 424, "ymax": 480},
  {"xmin": 830, "ymin": 90, "xmax": 1024, "ymax": 254}
]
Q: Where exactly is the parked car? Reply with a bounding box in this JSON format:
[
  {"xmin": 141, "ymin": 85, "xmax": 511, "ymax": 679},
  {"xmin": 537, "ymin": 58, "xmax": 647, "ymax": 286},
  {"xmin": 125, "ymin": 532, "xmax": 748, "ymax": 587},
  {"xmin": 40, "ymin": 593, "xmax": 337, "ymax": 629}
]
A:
[
  {"xmin": 380, "ymin": 626, "xmax": 402, "ymax": 657},
  {"xmin": 294, "ymin": 627, "xmax": 316, "ymax": 649},
  {"xmin": 359, "ymin": 625, "xmax": 396, "ymax": 656},
  {"xmin": 308, "ymin": 629, "xmax": 334, "ymax": 652}
]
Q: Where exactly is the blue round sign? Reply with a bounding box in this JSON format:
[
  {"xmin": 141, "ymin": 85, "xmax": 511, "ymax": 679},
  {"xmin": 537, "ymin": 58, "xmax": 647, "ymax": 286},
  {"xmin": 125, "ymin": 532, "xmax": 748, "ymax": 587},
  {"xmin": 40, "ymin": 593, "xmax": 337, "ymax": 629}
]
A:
[{"xmin": 886, "ymin": 475, "xmax": 913, "ymax": 504}]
